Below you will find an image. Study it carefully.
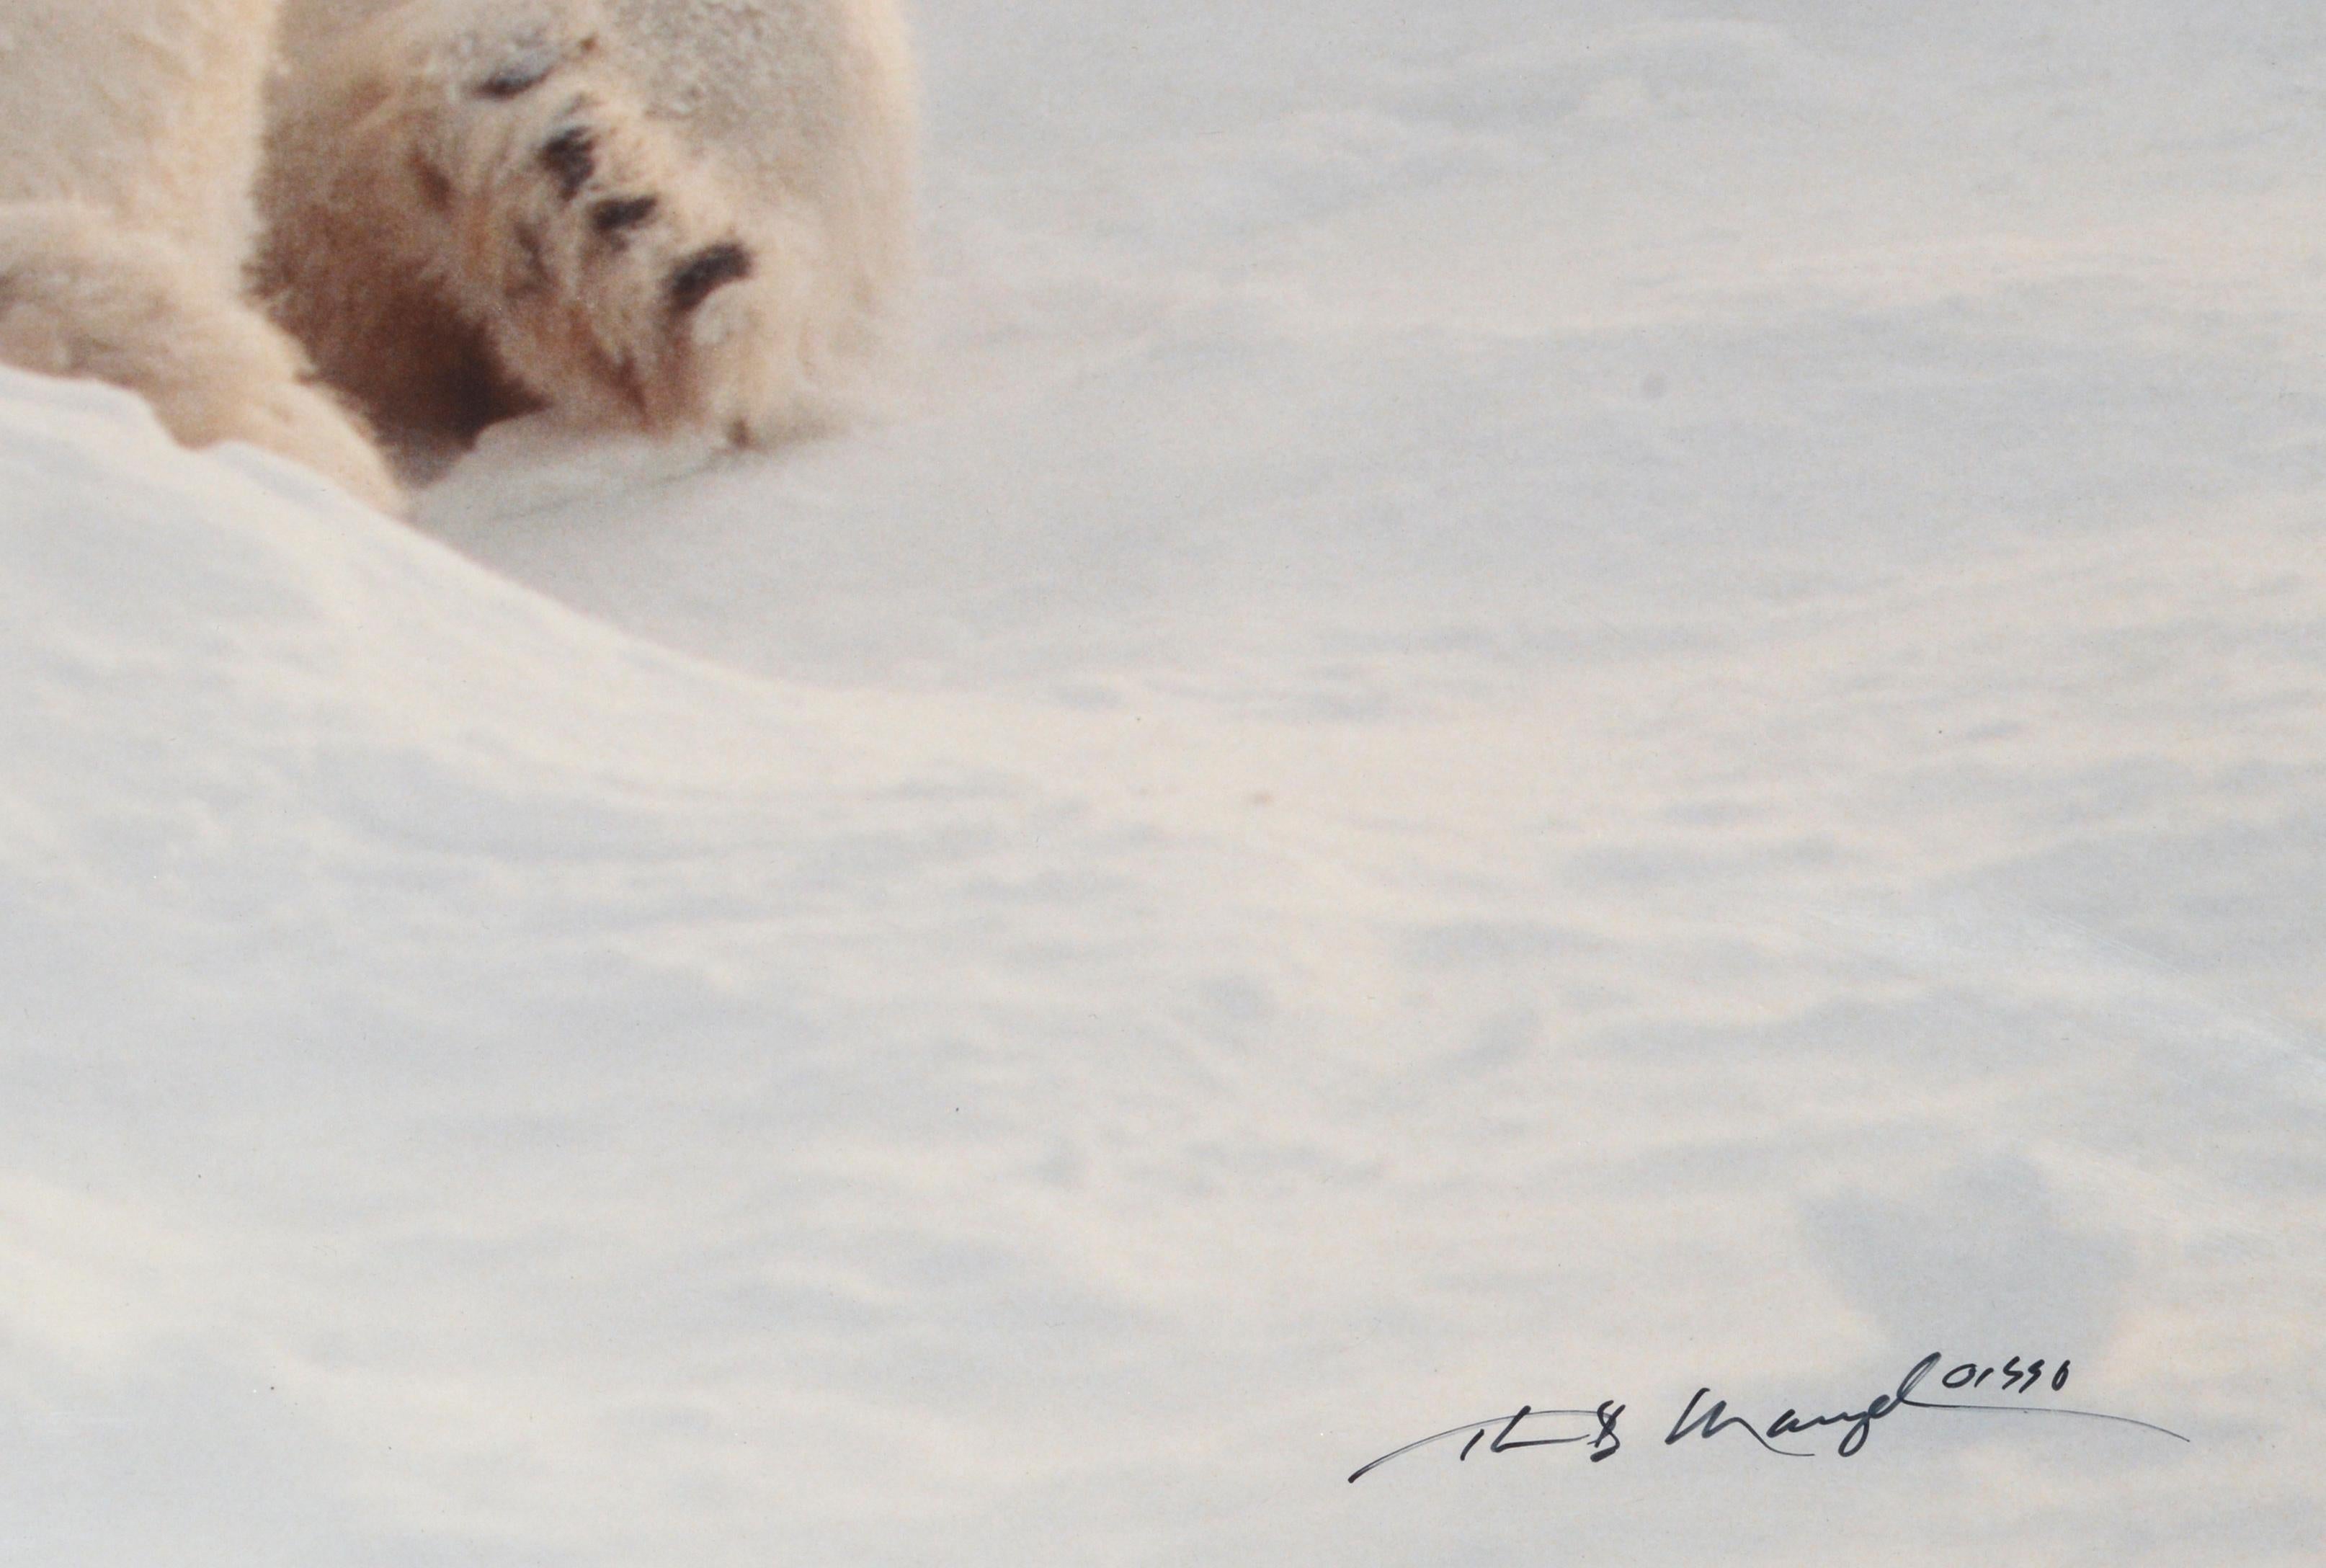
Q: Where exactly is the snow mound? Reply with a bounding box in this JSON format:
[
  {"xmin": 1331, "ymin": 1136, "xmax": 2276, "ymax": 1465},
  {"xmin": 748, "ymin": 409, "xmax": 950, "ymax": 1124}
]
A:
[
  {"xmin": 6, "ymin": 356, "xmax": 2324, "ymax": 1566},
  {"xmin": 6, "ymin": 6, "xmax": 2326, "ymax": 1556}
]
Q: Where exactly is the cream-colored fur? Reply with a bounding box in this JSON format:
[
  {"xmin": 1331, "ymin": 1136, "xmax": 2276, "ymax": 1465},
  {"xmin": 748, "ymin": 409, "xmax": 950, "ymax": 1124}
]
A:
[
  {"xmin": 0, "ymin": 0, "xmax": 399, "ymax": 508},
  {"xmin": 0, "ymin": 0, "xmax": 915, "ymax": 509},
  {"xmin": 0, "ymin": 203, "xmax": 404, "ymax": 504}
]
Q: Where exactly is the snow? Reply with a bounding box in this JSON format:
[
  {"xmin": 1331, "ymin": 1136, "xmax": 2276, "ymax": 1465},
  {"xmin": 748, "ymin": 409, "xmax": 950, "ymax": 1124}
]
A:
[{"xmin": 5, "ymin": 3, "xmax": 2325, "ymax": 1564}]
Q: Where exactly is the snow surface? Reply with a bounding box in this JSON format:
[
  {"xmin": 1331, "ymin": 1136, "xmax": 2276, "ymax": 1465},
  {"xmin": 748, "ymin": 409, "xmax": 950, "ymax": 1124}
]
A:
[{"xmin": 6, "ymin": 3, "xmax": 2326, "ymax": 1564}]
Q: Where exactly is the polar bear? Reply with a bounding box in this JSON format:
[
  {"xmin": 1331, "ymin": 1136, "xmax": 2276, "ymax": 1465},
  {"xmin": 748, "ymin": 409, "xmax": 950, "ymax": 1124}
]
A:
[{"xmin": 0, "ymin": 0, "xmax": 914, "ymax": 512}]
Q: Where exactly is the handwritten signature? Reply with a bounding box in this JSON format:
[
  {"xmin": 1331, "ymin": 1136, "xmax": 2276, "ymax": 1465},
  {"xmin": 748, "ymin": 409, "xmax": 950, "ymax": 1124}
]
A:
[{"xmin": 1350, "ymin": 1353, "xmax": 2189, "ymax": 1484}]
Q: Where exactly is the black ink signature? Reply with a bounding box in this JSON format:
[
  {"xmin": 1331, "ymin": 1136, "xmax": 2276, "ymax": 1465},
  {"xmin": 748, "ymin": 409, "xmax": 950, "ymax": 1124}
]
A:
[
  {"xmin": 1349, "ymin": 1353, "xmax": 2188, "ymax": 1483},
  {"xmin": 1349, "ymin": 1402, "xmax": 1628, "ymax": 1484}
]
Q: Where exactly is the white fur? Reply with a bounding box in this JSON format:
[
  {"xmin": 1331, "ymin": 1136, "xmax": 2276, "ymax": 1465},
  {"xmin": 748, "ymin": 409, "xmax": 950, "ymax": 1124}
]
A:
[
  {"xmin": 0, "ymin": 0, "xmax": 916, "ymax": 509},
  {"xmin": 0, "ymin": 0, "xmax": 398, "ymax": 508},
  {"xmin": 0, "ymin": 0, "xmax": 273, "ymax": 282}
]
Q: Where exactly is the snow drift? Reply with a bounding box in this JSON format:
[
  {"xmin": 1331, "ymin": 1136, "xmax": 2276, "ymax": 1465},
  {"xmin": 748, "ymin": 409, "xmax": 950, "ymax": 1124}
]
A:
[{"xmin": 6, "ymin": 2, "xmax": 2326, "ymax": 1564}]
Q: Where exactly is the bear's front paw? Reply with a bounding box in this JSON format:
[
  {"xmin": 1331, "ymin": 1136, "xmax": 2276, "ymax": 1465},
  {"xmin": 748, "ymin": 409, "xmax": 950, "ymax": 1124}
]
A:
[{"xmin": 398, "ymin": 22, "xmax": 811, "ymax": 442}]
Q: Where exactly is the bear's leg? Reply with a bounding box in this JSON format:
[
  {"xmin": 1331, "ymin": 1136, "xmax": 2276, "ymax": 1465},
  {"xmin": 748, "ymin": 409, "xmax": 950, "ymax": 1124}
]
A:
[
  {"xmin": 0, "ymin": 0, "xmax": 283, "ymax": 282},
  {"xmin": 262, "ymin": 0, "xmax": 825, "ymax": 450},
  {"xmin": 0, "ymin": 202, "xmax": 402, "ymax": 512}
]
